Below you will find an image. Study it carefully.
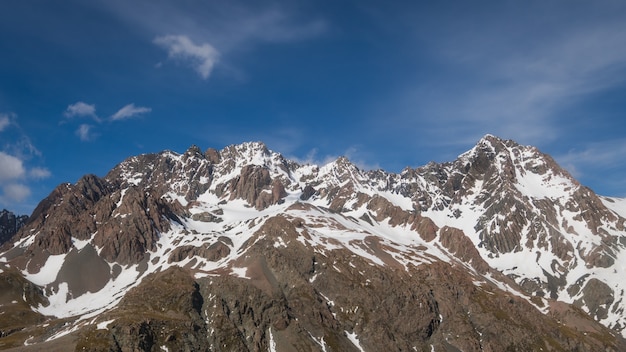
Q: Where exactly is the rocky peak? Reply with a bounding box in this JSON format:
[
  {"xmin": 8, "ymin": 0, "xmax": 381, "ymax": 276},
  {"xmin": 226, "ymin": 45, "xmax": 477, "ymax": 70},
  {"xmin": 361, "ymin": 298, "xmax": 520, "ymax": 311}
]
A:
[
  {"xmin": 183, "ymin": 144, "xmax": 203, "ymax": 159},
  {"xmin": 457, "ymin": 135, "xmax": 575, "ymax": 187},
  {"xmin": 219, "ymin": 141, "xmax": 270, "ymax": 165},
  {"xmin": 211, "ymin": 142, "xmax": 294, "ymax": 186},
  {"xmin": 319, "ymin": 156, "xmax": 364, "ymax": 186}
]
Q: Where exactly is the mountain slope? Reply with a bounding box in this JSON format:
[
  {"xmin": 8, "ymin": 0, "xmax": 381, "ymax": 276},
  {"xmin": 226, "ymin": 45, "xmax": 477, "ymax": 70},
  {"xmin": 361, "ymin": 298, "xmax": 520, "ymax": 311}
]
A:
[{"xmin": 0, "ymin": 136, "xmax": 625, "ymax": 351}]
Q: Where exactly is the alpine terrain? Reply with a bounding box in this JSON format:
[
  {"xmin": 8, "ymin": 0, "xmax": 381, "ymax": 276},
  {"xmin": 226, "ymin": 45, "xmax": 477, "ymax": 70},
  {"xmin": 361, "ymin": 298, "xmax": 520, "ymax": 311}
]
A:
[{"xmin": 1, "ymin": 134, "xmax": 625, "ymax": 351}]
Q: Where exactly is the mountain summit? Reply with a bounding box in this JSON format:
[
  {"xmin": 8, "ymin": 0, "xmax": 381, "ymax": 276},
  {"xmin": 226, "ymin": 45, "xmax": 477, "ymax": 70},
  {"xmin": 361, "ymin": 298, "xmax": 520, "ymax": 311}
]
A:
[{"xmin": 1, "ymin": 135, "xmax": 625, "ymax": 351}]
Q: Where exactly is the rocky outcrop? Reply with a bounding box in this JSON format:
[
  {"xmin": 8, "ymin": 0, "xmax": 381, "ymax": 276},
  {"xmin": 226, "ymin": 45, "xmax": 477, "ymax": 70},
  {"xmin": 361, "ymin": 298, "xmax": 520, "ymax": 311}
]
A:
[
  {"xmin": 92, "ymin": 188, "xmax": 169, "ymax": 265},
  {"xmin": 76, "ymin": 267, "xmax": 208, "ymax": 352},
  {"xmin": 225, "ymin": 165, "xmax": 287, "ymax": 210},
  {"xmin": 439, "ymin": 226, "xmax": 490, "ymax": 273},
  {"xmin": 577, "ymin": 278, "xmax": 615, "ymax": 321},
  {"xmin": 168, "ymin": 238, "xmax": 232, "ymax": 263},
  {"xmin": 0, "ymin": 210, "xmax": 27, "ymax": 246}
]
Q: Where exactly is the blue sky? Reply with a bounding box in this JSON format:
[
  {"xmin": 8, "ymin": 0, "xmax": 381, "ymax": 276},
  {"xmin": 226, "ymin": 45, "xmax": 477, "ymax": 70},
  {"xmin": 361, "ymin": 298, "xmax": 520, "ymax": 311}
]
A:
[{"xmin": 1, "ymin": 0, "xmax": 626, "ymax": 214}]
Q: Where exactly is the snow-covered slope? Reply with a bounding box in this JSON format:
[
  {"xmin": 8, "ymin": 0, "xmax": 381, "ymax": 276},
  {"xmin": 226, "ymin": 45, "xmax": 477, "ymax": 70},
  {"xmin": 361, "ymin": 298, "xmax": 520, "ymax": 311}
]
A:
[{"xmin": 1, "ymin": 135, "xmax": 625, "ymax": 351}]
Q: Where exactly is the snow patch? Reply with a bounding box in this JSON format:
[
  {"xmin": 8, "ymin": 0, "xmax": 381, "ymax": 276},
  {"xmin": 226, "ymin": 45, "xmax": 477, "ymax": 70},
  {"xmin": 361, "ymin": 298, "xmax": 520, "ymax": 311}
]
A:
[
  {"xmin": 268, "ymin": 327, "xmax": 277, "ymax": 352},
  {"xmin": 25, "ymin": 254, "xmax": 66, "ymax": 286},
  {"xmin": 96, "ymin": 319, "xmax": 115, "ymax": 330},
  {"xmin": 346, "ymin": 331, "xmax": 365, "ymax": 352},
  {"xmin": 72, "ymin": 238, "xmax": 91, "ymax": 251},
  {"xmin": 231, "ymin": 266, "xmax": 249, "ymax": 279},
  {"xmin": 601, "ymin": 196, "xmax": 626, "ymax": 217},
  {"xmin": 35, "ymin": 261, "xmax": 143, "ymax": 319}
]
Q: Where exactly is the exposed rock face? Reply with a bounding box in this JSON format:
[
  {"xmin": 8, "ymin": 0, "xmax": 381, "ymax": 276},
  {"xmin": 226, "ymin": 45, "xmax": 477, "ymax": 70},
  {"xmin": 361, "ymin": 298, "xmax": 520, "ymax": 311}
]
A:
[
  {"xmin": 1, "ymin": 136, "xmax": 626, "ymax": 350},
  {"xmin": 577, "ymin": 278, "xmax": 615, "ymax": 321},
  {"xmin": 0, "ymin": 209, "xmax": 27, "ymax": 246},
  {"xmin": 74, "ymin": 238, "xmax": 625, "ymax": 352},
  {"xmin": 439, "ymin": 226, "xmax": 490, "ymax": 274}
]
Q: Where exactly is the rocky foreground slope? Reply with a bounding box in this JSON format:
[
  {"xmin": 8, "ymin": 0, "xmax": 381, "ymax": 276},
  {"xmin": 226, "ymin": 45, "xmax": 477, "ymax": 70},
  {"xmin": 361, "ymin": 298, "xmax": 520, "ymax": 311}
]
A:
[{"xmin": 0, "ymin": 135, "xmax": 625, "ymax": 351}]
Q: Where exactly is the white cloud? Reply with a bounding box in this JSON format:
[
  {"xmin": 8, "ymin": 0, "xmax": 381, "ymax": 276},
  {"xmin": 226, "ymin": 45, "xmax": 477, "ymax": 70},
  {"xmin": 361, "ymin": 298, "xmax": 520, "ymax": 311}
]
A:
[
  {"xmin": 110, "ymin": 103, "xmax": 152, "ymax": 121},
  {"xmin": 153, "ymin": 34, "xmax": 220, "ymax": 79},
  {"xmin": 0, "ymin": 152, "xmax": 25, "ymax": 181},
  {"xmin": 63, "ymin": 102, "xmax": 149, "ymax": 140},
  {"xmin": 0, "ymin": 113, "xmax": 50, "ymax": 210},
  {"xmin": 0, "ymin": 114, "xmax": 10, "ymax": 131},
  {"xmin": 2, "ymin": 183, "xmax": 30, "ymax": 202},
  {"xmin": 0, "ymin": 152, "xmax": 31, "ymax": 204},
  {"xmin": 64, "ymin": 101, "xmax": 99, "ymax": 121},
  {"xmin": 76, "ymin": 124, "xmax": 94, "ymax": 141},
  {"xmin": 30, "ymin": 167, "xmax": 51, "ymax": 179}
]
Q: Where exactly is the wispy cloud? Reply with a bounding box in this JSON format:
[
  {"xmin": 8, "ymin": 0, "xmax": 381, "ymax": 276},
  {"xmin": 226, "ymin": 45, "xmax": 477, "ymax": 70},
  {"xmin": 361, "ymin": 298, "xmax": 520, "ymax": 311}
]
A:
[
  {"xmin": 29, "ymin": 167, "xmax": 51, "ymax": 180},
  {"xmin": 0, "ymin": 119, "xmax": 50, "ymax": 206},
  {"xmin": 75, "ymin": 124, "xmax": 95, "ymax": 141},
  {"xmin": 111, "ymin": 103, "xmax": 152, "ymax": 121},
  {"xmin": 0, "ymin": 114, "xmax": 10, "ymax": 131},
  {"xmin": 289, "ymin": 148, "xmax": 336, "ymax": 167},
  {"xmin": 370, "ymin": 3, "xmax": 626, "ymax": 153},
  {"xmin": 551, "ymin": 138, "xmax": 626, "ymax": 196},
  {"xmin": 62, "ymin": 102, "xmax": 151, "ymax": 141},
  {"xmin": 554, "ymin": 138, "xmax": 626, "ymax": 177},
  {"xmin": 101, "ymin": 1, "xmax": 326, "ymax": 79},
  {"xmin": 288, "ymin": 145, "xmax": 380, "ymax": 171},
  {"xmin": 64, "ymin": 101, "xmax": 100, "ymax": 121},
  {"xmin": 212, "ymin": 8, "xmax": 328, "ymax": 49},
  {"xmin": 154, "ymin": 35, "xmax": 220, "ymax": 79}
]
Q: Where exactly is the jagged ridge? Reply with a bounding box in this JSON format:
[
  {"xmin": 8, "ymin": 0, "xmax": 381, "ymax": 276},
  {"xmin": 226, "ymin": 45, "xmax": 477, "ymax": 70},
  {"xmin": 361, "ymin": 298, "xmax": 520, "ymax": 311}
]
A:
[{"xmin": 1, "ymin": 136, "xmax": 625, "ymax": 351}]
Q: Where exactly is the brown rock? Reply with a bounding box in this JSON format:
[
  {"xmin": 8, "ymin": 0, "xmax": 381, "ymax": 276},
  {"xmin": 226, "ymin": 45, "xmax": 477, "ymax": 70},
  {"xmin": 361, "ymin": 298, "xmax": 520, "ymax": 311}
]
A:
[{"xmin": 439, "ymin": 226, "xmax": 490, "ymax": 273}]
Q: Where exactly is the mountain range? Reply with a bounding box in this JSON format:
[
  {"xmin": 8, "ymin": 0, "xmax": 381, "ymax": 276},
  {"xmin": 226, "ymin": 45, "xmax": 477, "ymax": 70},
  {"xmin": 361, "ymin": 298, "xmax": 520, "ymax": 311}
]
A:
[{"xmin": 1, "ymin": 134, "xmax": 625, "ymax": 351}]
